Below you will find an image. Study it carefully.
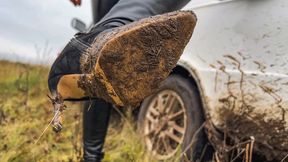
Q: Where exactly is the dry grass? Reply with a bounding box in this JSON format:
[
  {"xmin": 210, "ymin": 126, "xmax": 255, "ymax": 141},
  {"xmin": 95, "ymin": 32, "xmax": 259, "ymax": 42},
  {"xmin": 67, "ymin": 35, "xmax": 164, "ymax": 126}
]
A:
[{"xmin": 0, "ymin": 60, "xmax": 160, "ymax": 162}]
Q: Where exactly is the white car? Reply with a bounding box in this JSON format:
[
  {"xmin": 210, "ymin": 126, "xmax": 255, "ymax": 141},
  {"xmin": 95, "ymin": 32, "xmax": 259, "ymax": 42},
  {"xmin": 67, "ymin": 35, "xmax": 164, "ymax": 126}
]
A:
[{"xmin": 137, "ymin": 0, "xmax": 288, "ymax": 161}]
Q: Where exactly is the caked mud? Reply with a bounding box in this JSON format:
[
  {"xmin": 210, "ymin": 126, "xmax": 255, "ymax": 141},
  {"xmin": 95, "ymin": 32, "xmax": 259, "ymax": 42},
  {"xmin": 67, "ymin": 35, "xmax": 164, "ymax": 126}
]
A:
[
  {"xmin": 219, "ymin": 108, "xmax": 288, "ymax": 161},
  {"xmin": 77, "ymin": 11, "xmax": 197, "ymax": 106}
]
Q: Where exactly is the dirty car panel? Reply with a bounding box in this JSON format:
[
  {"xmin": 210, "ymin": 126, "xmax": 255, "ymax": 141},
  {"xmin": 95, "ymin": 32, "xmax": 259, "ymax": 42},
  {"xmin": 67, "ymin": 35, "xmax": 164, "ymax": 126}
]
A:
[{"xmin": 180, "ymin": 0, "xmax": 288, "ymax": 160}]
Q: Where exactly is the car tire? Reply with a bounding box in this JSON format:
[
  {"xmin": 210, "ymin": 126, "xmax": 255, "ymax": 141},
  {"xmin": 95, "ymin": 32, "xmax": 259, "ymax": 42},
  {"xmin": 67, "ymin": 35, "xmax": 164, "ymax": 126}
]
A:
[{"xmin": 138, "ymin": 74, "xmax": 212, "ymax": 161}]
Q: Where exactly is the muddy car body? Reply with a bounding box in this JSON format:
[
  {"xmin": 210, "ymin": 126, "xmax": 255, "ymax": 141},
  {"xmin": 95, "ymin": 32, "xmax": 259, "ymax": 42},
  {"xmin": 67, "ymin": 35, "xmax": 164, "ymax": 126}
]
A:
[{"xmin": 137, "ymin": 0, "xmax": 288, "ymax": 161}]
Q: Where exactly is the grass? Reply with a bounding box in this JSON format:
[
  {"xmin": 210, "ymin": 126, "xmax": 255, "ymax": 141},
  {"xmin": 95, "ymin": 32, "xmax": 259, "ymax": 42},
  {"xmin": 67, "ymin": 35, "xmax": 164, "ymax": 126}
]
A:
[{"xmin": 0, "ymin": 60, "xmax": 160, "ymax": 162}]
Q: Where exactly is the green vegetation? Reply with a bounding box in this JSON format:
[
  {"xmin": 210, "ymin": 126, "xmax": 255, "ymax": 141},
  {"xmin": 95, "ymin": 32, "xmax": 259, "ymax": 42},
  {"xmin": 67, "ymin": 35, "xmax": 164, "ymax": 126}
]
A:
[{"xmin": 0, "ymin": 60, "xmax": 159, "ymax": 162}]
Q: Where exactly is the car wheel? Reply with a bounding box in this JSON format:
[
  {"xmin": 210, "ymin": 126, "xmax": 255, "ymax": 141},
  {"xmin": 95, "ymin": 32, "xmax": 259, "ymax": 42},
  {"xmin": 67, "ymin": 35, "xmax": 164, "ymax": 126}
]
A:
[{"xmin": 138, "ymin": 74, "xmax": 211, "ymax": 161}]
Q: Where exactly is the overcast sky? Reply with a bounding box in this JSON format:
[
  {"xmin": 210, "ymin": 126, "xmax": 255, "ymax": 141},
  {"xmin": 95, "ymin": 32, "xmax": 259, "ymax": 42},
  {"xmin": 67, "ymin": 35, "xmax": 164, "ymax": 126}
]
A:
[{"xmin": 0, "ymin": 0, "xmax": 92, "ymax": 64}]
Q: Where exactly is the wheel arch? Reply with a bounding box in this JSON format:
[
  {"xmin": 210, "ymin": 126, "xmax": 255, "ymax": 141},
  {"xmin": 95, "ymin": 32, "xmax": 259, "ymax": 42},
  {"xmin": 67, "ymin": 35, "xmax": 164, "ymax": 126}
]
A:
[{"xmin": 171, "ymin": 61, "xmax": 209, "ymax": 118}]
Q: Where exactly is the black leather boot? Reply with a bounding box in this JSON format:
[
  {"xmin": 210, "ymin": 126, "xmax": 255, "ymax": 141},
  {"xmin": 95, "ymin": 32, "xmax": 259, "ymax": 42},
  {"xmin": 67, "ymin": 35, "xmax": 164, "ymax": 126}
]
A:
[
  {"xmin": 47, "ymin": 11, "xmax": 197, "ymax": 133},
  {"xmin": 83, "ymin": 99, "xmax": 112, "ymax": 162},
  {"xmin": 48, "ymin": 11, "xmax": 197, "ymax": 107}
]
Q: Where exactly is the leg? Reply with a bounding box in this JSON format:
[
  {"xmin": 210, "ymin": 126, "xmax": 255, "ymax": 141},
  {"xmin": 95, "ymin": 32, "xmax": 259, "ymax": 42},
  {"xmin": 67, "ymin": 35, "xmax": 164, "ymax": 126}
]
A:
[
  {"xmin": 48, "ymin": 0, "xmax": 196, "ymax": 132},
  {"xmin": 48, "ymin": 0, "xmax": 196, "ymax": 161},
  {"xmin": 48, "ymin": 0, "xmax": 193, "ymax": 102},
  {"xmin": 83, "ymin": 99, "xmax": 112, "ymax": 162}
]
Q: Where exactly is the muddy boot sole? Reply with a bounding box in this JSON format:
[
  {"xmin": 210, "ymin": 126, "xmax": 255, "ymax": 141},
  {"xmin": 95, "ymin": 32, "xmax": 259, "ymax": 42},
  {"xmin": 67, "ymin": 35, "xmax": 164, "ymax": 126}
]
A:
[{"xmin": 58, "ymin": 11, "xmax": 197, "ymax": 106}]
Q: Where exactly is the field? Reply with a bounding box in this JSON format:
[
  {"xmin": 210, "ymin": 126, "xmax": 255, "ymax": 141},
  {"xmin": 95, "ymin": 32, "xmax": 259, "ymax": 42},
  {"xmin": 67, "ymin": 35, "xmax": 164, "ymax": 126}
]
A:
[{"xmin": 0, "ymin": 60, "xmax": 160, "ymax": 162}]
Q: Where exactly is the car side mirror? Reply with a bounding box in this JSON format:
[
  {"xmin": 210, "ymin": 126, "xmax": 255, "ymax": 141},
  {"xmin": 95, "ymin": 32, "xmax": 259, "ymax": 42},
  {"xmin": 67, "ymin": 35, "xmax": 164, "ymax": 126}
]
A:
[{"xmin": 71, "ymin": 18, "xmax": 87, "ymax": 32}]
